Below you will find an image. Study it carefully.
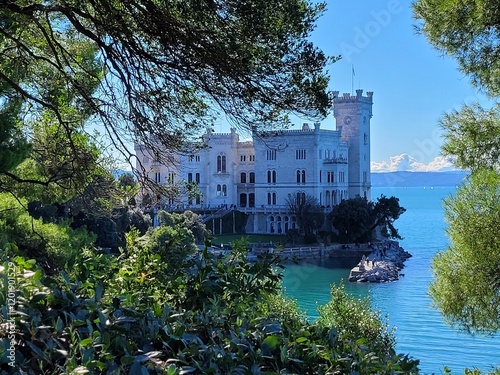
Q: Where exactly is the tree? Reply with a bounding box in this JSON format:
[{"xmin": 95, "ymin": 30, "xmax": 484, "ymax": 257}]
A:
[
  {"xmin": 370, "ymin": 195, "xmax": 406, "ymax": 240},
  {"xmin": 329, "ymin": 196, "xmax": 374, "ymax": 243},
  {"xmin": 0, "ymin": 8, "xmax": 105, "ymax": 199},
  {"xmin": 1, "ymin": 0, "xmax": 333, "ymax": 194},
  {"xmin": 413, "ymin": 0, "xmax": 500, "ymax": 96},
  {"xmin": 429, "ymin": 169, "xmax": 500, "ymax": 335},
  {"xmin": 157, "ymin": 210, "xmax": 208, "ymax": 244},
  {"xmin": 414, "ymin": 0, "xmax": 500, "ymax": 335},
  {"xmin": 329, "ymin": 196, "xmax": 405, "ymax": 243},
  {"xmin": 286, "ymin": 193, "xmax": 324, "ymax": 242}
]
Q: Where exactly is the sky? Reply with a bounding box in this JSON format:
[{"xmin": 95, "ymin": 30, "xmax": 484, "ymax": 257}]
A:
[{"xmin": 277, "ymin": 0, "xmax": 491, "ymax": 171}]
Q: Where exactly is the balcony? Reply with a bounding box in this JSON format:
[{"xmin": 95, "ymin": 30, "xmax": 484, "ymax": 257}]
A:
[
  {"xmin": 237, "ymin": 183, "xmax": 255, "ymax": 190},
  {"xmin": 323, "ymin": 157, "xmax": 348, "ymax": 165}
]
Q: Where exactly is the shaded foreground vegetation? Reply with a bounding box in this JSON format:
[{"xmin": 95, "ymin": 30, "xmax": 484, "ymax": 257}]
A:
[{"xmin": 0, "ymin": 227, "xmax": 423, "ymax": 374}]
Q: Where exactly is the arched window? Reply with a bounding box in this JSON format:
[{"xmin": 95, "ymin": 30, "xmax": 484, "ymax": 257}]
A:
[
  {"xmin": 249, "ymin": 172, "xmax": 255, "ymax": 183},
  {"xmin": 284, "ymin": 216, "xmax": 289, "ymax": 232},
  {"xmin": 217, "ymin": 154, "xmax": 226, "ymax": 173},
  {"xmin": 267, "ymin": 170, "xmax": 276, "ymax": 183},
  {"xmin": 241, "ymin": 172, "xmax": 247, "ymax": 183},
  {"xmin": 296, "ymin": 191, "xmax": 305, "ymax": 204},
  {"xmin": 269, "ymin": 216, "xmax": 275, "ymax": 233},
  {"xmin": 267, "ymin": 191, "xmax": 277, "ymax": 205},
  {"xmin": 297, "ymin": 169, "xmax": 306, "ymax": 183},
  {"xmin": 249, "ymin": 193, "xmax": 255, "ymax": 207},
  {"xmin": 240, "ymin": 193, "xmax": 247, "ymax": 207},
  {"xmin": 216, "ymin": 184, "xmax": 227, "ymax": 197}
]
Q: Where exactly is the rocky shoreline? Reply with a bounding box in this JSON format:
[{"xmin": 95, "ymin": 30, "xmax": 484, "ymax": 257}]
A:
[{"xmin": 348, "ymin": 241, "xmax": 412, "ymax": 283}]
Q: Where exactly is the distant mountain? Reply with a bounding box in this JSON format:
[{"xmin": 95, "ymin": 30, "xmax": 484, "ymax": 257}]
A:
[{"xmin": 371, "ymin": 171, "xmax": 469, "ymax": 187}]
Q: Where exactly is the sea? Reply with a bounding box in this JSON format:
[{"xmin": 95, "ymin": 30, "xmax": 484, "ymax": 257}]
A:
[{"xmin": 282, "ymin": 186, "xmax": 500, "ymax": 374}]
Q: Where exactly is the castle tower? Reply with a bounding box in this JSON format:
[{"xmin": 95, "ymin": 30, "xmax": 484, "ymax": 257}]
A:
[{"xmin": 332, "ymin": 89, "xmax": 373, "ymax": 200}]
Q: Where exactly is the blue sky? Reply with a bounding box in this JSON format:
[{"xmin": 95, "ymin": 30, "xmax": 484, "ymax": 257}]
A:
[{"xmin": 299, "ymin": 0, "xmax": 491, "ymax": 166}]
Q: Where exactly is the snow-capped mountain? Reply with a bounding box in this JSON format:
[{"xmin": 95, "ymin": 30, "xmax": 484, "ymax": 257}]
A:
[{"xmin": 371, "ymin": 154, "xmax": 457, "ymax": 172}]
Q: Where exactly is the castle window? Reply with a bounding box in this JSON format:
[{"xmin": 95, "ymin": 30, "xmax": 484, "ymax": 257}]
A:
[
  {"xmin": 195, "ymin": 173, "xmax": 200, "ymax": 183},
  {"xmin": 339, "ymin": 171, "xmax": 345, "ymax": 183},
  {"xmin": 327, "ymin": 171, "xmax": 335, "ymax": 184},
  {"xmin": 154, "ymin": 172, "xmax": 160, "ymax": 183},
  {"xmin": 240, "ymin": 193, "xmax": 247, "ymax": 207},
  {"xmin": 240, "ymin": 155, "xmax": 246, "ymax": 162},
  {"xmin": 266, "ymin": 150, "xmax": 276, "ymax": 160},
  {"xmin": 267, "ymin": 192, "xmax": 277, "ymax": 205},
  {"xmin": 166, "ymin": 172, "xmax": 175, "ymax": 184},
  {"xmin": 217, "ymin": 154, "xmax": 226, "ymax": 173},
  {"xmin": 296, "ymin": 149, "xmax": 306, "ymax": 160},
  {"xmin": 249, "ymin": 193, "xmax": 255, "ymax": 207},
  {"xmin": 241, "ymin": 172, "xmax": 247, "ymax": 183},
  {"xmin": 364, "ymin": 133, "xmax": 368, "ymax": 145},
  {"xmin": 297, "ymin": 169, "xmax": 306, "ymax": 184},
  {"xmin": 249, "ymin": 172, "xmax": 255, "ymax": 183},
  {"xmin": 217, "ymin": 184, "xmax": 227, "ymax": 197},
  {"xmin": 296, "ymin": 191, "xmax": 306, "ymax": 204},
  {"xmin": 267, "ymin": 169, "xmax": 276, "ymax": 183},
  {"xmin": 188, "ymin": 173, "xmax": 193, "ymax": 183}
]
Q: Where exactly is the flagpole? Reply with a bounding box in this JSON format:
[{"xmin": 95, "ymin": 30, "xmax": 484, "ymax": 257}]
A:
[{"xmin": 351, "ymin": 65, "xmax": 354, "ymax": 95}]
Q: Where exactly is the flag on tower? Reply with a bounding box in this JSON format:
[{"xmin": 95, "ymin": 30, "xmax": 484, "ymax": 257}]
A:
[{"xmin": 352, "ymin": 65, "xmax": 355, "ymax": 76}]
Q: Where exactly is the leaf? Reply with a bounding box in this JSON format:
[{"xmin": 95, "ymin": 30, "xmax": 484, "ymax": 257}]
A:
[
  {"xmin": 261, "ymin": 335, "xmax": 280, "ymax": 356},
  {"xmin": 26, "ymin": 341, "xmax": 47, "ymax": 360},
  {"xmin": 55, "ymin": 316, "xmax": 64, "ymax": 332},
  {"xmin": 80, "ymin": 337, "xmax": 93, "ymax": 347},
  {"xmin": 30, "ymin": 293, "xmax": 48, "ymax": 304},
  {"xmin": 71, "ymin": 366, "xmax": 90, "ymax": 374},
  {"xmin": 128, "ymin": 362, "xmax": 149, "ymax": 375},
  {"xmin": 179, "ymin": 367, "xmax": 196, "ymax": 374},
  {"xmin": 166, "ymin": 364, "xmax": 178, "ymax": 375}
]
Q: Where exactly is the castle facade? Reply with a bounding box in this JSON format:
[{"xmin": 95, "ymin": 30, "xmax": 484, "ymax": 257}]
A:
[{"xmin": 135, "ymin": 89, "xmax": 373, "ymax": 234}]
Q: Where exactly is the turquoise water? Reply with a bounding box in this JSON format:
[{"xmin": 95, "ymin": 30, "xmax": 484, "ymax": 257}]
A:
[{"xmin": 282, "ymin": 186, "xmax": 500, "ymax": 374}]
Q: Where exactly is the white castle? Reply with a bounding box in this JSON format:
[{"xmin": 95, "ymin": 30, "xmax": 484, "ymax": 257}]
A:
[{"xmin": 135, "ymin": 89, "xmax": 373, "ymax": 234}]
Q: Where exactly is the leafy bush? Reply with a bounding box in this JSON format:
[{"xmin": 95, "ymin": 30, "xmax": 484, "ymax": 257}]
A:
[
  {"xmin": 0, "ymin": 235, "xmax": 424, "ymax": 374},
  {"xmin": 0, "ymin": 193, "xmax": 95, "ymax": 269}
]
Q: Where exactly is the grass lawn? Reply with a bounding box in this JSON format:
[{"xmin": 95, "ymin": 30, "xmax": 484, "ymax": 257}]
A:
[{"xmin": 209, "ymin": 234, "xmax": 287, "ymax": 247}]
